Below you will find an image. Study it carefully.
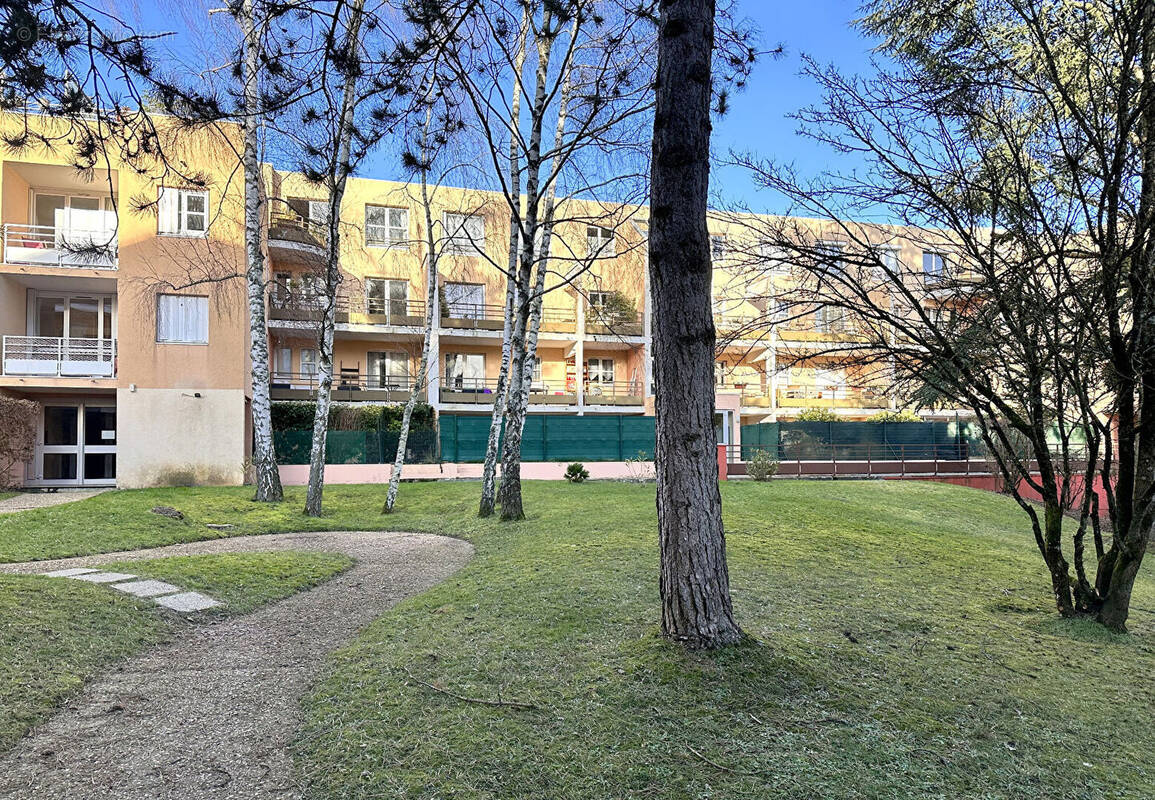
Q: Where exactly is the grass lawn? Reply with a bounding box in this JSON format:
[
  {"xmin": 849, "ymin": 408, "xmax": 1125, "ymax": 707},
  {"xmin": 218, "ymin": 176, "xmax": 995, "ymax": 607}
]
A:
[
  {"xmin": 0, "ymin": 550, "xmax": 351, "ymax": 752},
  {"xmin": 3, "ymin": 480, "xmax": 1154, "ymax": 797}
]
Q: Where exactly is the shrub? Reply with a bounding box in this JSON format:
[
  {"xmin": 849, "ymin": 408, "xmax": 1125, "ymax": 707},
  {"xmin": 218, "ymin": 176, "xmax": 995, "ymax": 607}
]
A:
[
  {"xmin": 0, "ymin": 396, "xmax": 39, "ymax": 489},
  {"xmin": 623, "ymin": 450, "xmax": 655, "ymax": 483},
  {"xmin": 564, "ymin": 462, "xmax": 590, "ymax": 483},
  {"xmin": 591, "ymin": 290, "xmax": 638, "ymax": 325},
  {"xmin": 793, "ymin": 407, "xmax": 840, "ymax": 422},
  {"xmin": 271, "ymin": 401, "xmax": 434, "ymax": 432},
  {"xmin": 747, "ymin": 449, "xmax": 780, "ymax": 481},
  {"xmin": 867, "ymin": 409, "xmax": 923, "ymax": 423}
]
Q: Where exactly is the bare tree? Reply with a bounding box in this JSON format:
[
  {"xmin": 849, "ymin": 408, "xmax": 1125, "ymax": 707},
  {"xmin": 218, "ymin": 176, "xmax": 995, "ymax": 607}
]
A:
[
  {"xmin": 651, "ymin": 0, "xmax": 743, "ymax": 649},
  {"xmin": 732, "ymin": 0, "xmax": 1155, "ymax": 630}
]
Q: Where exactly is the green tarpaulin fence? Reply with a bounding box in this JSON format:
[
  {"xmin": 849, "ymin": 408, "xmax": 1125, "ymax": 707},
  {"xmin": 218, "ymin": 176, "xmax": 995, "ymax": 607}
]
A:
[
  {"xmin": 274, "ymin": 429, "xmax": 439, "ymax": 465},
  {"xmin": 440, "ymin": 414, "xmax": 655, "ymax": 463},
  {"xmin": 739, "ymin": 420, "xmax": 980, "ymax": 461}
]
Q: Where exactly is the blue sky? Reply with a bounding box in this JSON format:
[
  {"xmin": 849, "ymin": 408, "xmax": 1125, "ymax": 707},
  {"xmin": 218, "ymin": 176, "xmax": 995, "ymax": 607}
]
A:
[
  {"xmin": 711, "ymin": 1, "xmax": 881, "ymax": 213},
  {"xmin": 135, "ymin": 0, "xmax": 881, "ymax": 214}
]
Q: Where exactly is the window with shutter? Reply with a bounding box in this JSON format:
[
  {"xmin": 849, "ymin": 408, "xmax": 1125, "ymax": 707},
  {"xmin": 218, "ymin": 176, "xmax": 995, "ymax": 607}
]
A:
[
  {"xmin": 156, "ymin": 295, "xmax": 208, "ymax": 343},
  {"xmin": 157, "ymin": 188, "xmax": 209, "ymax": 237}
]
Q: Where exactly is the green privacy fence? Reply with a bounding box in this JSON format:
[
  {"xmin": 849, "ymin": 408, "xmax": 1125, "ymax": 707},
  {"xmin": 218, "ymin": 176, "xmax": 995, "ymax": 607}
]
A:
[
  {"xmin": 440, "ymin": 414, "xmax": 655, "ymax": 463},
  {"xmin": 739, "ymin": 420, "xmax": 979, "ymax": 461},
  {"xmin": 274, "ymin": 429, "xmax": 439, "ymax": 465}
]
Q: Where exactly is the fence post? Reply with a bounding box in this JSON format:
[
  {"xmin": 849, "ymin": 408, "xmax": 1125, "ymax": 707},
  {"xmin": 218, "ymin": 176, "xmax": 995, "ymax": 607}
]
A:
[
  {"xmin": 542, "ymin": 414, "xmax": 549, "ymax": 462},
  {"xmin": 717, "ymin": 444, "xmax": 728, "ymax": 481}
]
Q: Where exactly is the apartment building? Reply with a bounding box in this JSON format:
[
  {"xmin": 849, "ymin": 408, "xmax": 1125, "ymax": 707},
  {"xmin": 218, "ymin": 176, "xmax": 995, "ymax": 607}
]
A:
[
  {"xmin": 0, "ymin": 114, "xmax": 954, "ymax": 489},
  {"xmin": 0, "ymin": 116, "xmax": 251, "ymax": 489}
]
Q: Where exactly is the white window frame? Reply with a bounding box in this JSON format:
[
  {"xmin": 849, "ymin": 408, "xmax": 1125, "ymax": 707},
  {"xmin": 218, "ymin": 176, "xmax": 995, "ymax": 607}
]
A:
[
  {"xmin": 586, "ymin": 225, "xmax": 615, "ymax": 257},
  {"xmin": 443, "ymin": 212, "xmax": 485, "ymax": 255},
  {"xmin": 365, "ymin": 205, "xmax": 408, "ymax": 247},
  {"xmin": 300, "ymin": 348, "xmax": 317, "ymax": 377},
  {"xmin": 158, "ymin": 187, "xmax": 209, "ymax": 237},
  {"xmin": 923, "ymin": 251, "xmax": 947, "ymax": 281},
  {"xmin": 587, "ymin": 357, "xmax": 615, "ymax": 384},
  {"xmin": 368, "ymin": 350, "xmax": 409, "ymax": 389},
  {"xmin": 156, "ymin": 294, "xmax": 209, "ymax": 344},
  {"xmin": 443, "ymin": 282, "xmax": 485, "ymax": 319},
  {"xmin": 818, "ymin": 240, "xmax": 847, "ymax": 276},
  {"xmin": 444, "ymin": 352, "xmax": 485, "ymax": 390}
]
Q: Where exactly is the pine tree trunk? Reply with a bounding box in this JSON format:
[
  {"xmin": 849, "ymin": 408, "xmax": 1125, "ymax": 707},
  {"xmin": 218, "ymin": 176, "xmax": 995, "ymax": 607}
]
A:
[
  {"xmin": 650, "ymin": 0, "xmax": 742, "ymax": 649},
  {"xmin": 239, "ymin": 0, "xmax": 283, "ymax": 503}
]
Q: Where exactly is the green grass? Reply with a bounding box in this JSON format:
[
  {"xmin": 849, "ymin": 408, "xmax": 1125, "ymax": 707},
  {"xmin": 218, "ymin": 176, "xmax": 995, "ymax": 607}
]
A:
[
  {"xmin": 0, "ymin": 550, "xmax": 351, "ymax": 752},
  {"xmin": 5, "ymin": 480, "xmax": 1155, "ymax": 797},
  {"xmin": 0, "ymin": 491, "xmax": 18, "ymax": 503}
]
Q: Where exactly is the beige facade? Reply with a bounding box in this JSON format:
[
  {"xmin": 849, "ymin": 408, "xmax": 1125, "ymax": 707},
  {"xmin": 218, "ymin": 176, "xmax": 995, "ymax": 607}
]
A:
[{"xmin": 0, "ymin": 114, "xmax": 959, "ymax": 488}]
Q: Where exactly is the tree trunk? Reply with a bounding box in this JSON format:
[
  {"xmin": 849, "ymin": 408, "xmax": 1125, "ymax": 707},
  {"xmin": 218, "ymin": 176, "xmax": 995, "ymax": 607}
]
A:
[
  {"xmin": 385, "ymin": 115, "xmax": 439, "ymax": 513},
  {"xmin": 650, "ymin": 0, "xmax": 742, "ymax": 649},
  {"xmin": 304, "ymin": 0, "xmax": 366, "ymax": 518},
  {"xmin": 498, "ymin": 11, "xmax": 556, "ymax": 522},
  {"xmin": 238, "ymin": 0, "xmax": 283, "ymax": 503},
  {"xmin": 479, "ymin": 8, "xmax": 530, "ymax": 519}
]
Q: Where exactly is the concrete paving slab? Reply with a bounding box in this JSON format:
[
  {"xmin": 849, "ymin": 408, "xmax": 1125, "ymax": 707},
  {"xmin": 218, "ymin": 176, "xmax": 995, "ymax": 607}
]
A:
[
  {"xmin": 154, "ymin": 591, "xmax": 223, "ymax": 612},
  {"xmin": 41, "ymin": 568, "xmax": 101, "ymax": 577},
  {"xmin": 69, "ymin": 572, "xmax": 137, "ymax": 584},
  {"xmin": 112, "ymin": 579, "xmax": 182, "ymax": 598}
]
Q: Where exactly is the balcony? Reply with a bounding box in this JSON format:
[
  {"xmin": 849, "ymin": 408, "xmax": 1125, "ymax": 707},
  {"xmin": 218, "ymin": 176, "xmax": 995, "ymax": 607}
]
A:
[
  {"xmin": 716, "ymin": 382, "xmax": 773, "ymax": 408},
  {"xmin": 350, "ymin": 298, "xmax": 427, "ymax": 327},
  {"xmin": 270, "ymin": 371, "xmax": 424, "ymax": 403},
  {"xmin": 582, "ymin": 380, "xmax": 644, "ymax": 406},
  {"xmin": 267, "ymin": 206, "xmax": 326, "ymax": 266},
  {"xmin": 586, "ymin": 309, "xmax": 643, "ymax": 337},
  {"xmin": 439, "ymin": 377, "xmax": 579, "ymax": 405},
  {"xmin": 2, "ymin": 336, "xmax": 116, "ymax": 378},
  {"xmin": 439, "ymin": 304, "xmax": 578, "ymax": 334},
  {"xmin": 3, "ymin": 221, "xmax": 117, "ymax": 269},
  {"xmin": 268, "ymin": 293, "xmax": 351, "ymax": 324},
  {"xmin": 777, "ymin": 386, "xmax": 889, "ymax": 409}
]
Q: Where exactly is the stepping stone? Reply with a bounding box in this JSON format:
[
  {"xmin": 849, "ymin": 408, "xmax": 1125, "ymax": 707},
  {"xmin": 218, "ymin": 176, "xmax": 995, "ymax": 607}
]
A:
[
  {"xmin": 70, "ymin": 572, "xmax": 137, "ymax": 584},
  {"xmin": 113, "ymin": 579, "xmax": 182, "ymax": 598},
  {"xmin": 155, "ymin": 592, "xmax": 222, "ymax": 612},
  {"xmin": 41, "ymin": 568, "xmax": 101, "ymax": 578}
]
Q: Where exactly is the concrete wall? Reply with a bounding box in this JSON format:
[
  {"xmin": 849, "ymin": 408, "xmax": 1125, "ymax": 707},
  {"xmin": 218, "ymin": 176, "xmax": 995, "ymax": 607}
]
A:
[{"xmin": 116, "ymin": 387, "xmax": 246, "ymax": 488}]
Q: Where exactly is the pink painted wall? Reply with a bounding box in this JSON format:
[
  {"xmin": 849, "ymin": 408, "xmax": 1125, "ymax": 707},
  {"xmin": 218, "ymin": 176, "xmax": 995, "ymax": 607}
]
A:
[{"xmin": 278, "ymin": 460, "xmax": 655, "ymax": 485}]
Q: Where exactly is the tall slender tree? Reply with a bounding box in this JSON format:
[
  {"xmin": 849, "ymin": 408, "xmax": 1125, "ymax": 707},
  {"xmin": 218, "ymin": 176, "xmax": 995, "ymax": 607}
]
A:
[{"xmin": 650, "ymin": 0, "xmax": 742, "ymax": 648}]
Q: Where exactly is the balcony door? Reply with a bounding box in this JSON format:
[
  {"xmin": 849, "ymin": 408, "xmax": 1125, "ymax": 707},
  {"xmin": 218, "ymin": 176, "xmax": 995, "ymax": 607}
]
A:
[
  {"xmin": 30, "ymin": 193, "xmax": 116, "ymax": 263},
  {"xmin": 30, "ymin": 403, "xmax": 116, "ymax": 487}
]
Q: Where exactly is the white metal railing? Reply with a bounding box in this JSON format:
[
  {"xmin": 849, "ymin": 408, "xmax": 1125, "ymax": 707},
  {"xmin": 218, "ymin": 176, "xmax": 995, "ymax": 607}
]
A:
[
  {"xmin": 2, "ymin": 336, "xmax": 116, "ymax": 377},
  {"xmin": 3, "ymin": 222, "xmax": 118, "ymax": 268}
]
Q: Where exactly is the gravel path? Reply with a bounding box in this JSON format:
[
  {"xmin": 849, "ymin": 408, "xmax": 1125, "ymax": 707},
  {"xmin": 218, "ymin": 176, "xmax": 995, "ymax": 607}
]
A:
[
  {"xmin": 0, "ymin": 530, "xmax": 474, "ymax": 800},
  {"xmin": 0, "ymin": 488, "xmax": 110, "ymax": 514}
]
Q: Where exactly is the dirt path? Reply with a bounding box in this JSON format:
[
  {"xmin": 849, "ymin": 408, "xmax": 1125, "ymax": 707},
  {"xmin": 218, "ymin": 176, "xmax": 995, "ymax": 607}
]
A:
[
  {"xmin": 0, "ymin": 488, "xmax": 110, "ymax": 514},
  {"xmin": 0, "ymin": 530, "xmax": 474, "ymax": 800}
]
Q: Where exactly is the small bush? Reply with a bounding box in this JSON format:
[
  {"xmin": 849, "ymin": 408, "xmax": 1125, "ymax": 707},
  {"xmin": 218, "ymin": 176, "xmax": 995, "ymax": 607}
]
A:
[
  {"xmin": 747, "ymin": 449, "xmax": 780, "ymax": 481},
  {"xmin": 564, "ymin": 462, "xmax": 590, "ymax": 483},
  {"xmin": 867, "ymin": 409, "xmax": 923, "ymax": 423},
  {"xmin": 270, "ymin": 401, "xmax": 434, "ymax": 432},
  {"xmin": 793, "ymin": 407, "xmax": 841, "ymax": 422},
  {"xmin": 623, "ymin": 450, "xmax": 655, "ymax": 483}
]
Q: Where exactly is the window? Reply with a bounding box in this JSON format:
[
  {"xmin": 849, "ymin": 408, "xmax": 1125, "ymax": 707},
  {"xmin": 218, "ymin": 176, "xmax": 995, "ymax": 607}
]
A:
[
  {"xmin": 923, "ymin": 251, "xmax": 947, "ymax": 282},
  {"xmin": 532, "ymin": 356, "xmax": 543, "ymax": 384},
  {"xmin": 157, "ymin": 187, "xmax": 208, "ymax": 236},
  {"xmin": 587, "ymin": 357, "xmax": 615, "ymax": 384},
  {"xmin": 301, "ymin": 349, "xmax": 317, "ymax": 376},
  {"xmin": 444, "ymin": 212, "xmax": 485, "ymax": 254},
  {"xmin": 444, "ymin": 353, "xmax": 485, "ymax": 390},
  {"xmin": 366, "ymin": 206, "xmax": 408, "ymax": 247},
  {"xmin": 443, "ymin": 282, "xmax": 485, "ymax": 318},
  {"xmin": 156, "ymin": 295, "xmax": 208, "ymax": 343},
  {"xmin": 711, "ymin": 235, "xmax": 726, "ymax": 260},
  {"xmin": 273, "ymin": 272, "xmax": 292, "ymax": 305},
  {"xmin": 587, "ymin": 226, "xmax": 615, "ymax": 257},
  {"xmin": 366, "ymin": 278, "xmax": 408, "ymax": 316},
  {"xmin": 880, "ymin": 246, "xmax": 902, "ymax": 276},
  {"xmin": 761, "ymin": 244, "xmax": 790, "ymax": 274},
  {"xmin": 589, "ymin": 290, "xmax": 613, "ymax": 312},
  {"xmin": 308, "ymin": 200, "xmax": 327, "ymax": 226},
  {"xmin": 368, "ymin": 351, "xmax": 409, "ymax": 389},
  {"xmin": 275, "ymin": 348, "xmax": 292, "ymax": 378},
  {"xmin": 818, "ymin": 241, "xmax": 847, "ymax": 276},
  {"xmin": 715, "ymin": 361, "xmax": 727, "ymax": 386}
]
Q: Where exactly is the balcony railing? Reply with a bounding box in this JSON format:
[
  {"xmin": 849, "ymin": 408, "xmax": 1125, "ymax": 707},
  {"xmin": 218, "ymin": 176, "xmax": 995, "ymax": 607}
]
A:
[
  {"xmin": 3, "ymin": 222, "xmax": 117, "ymax": 268},
  {"xmin": 777, "ymin": 385, "xmax": 889, "ymax": 409},
  {"xmin": 268, "ymin": 207, "xmax": 327, "ymax": 249},
  {"xmin": 270, "ymin": 370, "xmax": 424, "ymax": 401},
  {"xmin": 439, "ymin": 303, "xmax": 578, "ymax": 332},
  {"xmin": 2, "ymin": 336, "xmax": 116, "ymax": 377},
  {"xmin": 586, "ymin": 308, "xmax": 643, "ymax": 336},
  {"xmin": 364, "ymin": 298, "xmax": 426, "ymax": 320},
  {"xmin": 582, "ymin": 379, "xmax": 644, "ymax": 404}
]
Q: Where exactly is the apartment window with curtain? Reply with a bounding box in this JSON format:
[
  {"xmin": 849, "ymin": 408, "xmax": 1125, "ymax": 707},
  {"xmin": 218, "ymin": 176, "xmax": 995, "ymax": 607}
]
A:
[
  {"xmin": 368, "ymin": 351, "xmax": 409, "ymax": 389},
  {"xmin": 586, "ymin": 225, "xmax": 615, "ymax": 257},
  {"xmin": 365, "ymin": 278, "xmax": 408, "ymax": 316},
  {"xmin": 300, "ymin": 349, "xmax": 317, "ymax": 377},
  {"xmin": 587, "ymin": 357, "xmax": 614, "ymax": 384},
  {"xmin": 365, "ymin": 206, "xmax": 408, "ymax": 247},
  {"xmin": 156, "ymin": 295, "xmax": 208, "ymax": 343},
  {"xmin": 445, "ymin": 353, "xmax": 485, "ymax": 390},
  {"xmin": 157, "ymin": 187, "xmax": 208, "ymax": 236},
  {"xmin": 444, "ymin": 213, "xmax": 485, "ymax": 254}
]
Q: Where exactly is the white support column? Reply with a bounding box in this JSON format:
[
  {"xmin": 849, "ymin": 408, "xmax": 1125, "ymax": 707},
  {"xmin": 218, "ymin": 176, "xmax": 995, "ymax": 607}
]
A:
[
  {"xmin": 575, "ymin": 293, "xmax": 585, "ymax": 415},
  {"xmin": 768, "ymin": 326, "xmax": 779, "ymax": 421}
]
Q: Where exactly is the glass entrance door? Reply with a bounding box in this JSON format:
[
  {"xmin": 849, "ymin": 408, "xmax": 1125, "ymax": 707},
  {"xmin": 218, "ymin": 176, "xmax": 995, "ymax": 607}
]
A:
[{"xmin": 32, "ymin": 403, "xmax": 116, "ymax": 486}]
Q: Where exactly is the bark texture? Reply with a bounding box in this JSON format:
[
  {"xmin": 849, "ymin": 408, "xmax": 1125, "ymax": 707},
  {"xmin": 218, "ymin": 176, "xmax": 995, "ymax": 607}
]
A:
[
  {"xmin": 304, "ymin": 0, "xmax": 366, "ymax": 518},
  {"xmin": 239, "ymin": 0, "xmax": 283, "ymax": 503},
  {"xmin": 650, "ymin": 0, "xmax": 742, "ymax": 649}
]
